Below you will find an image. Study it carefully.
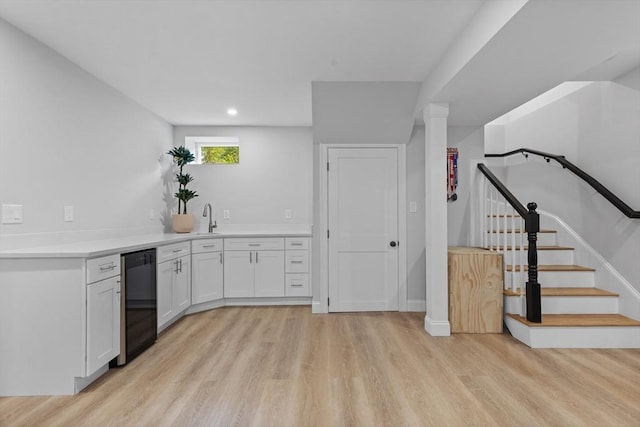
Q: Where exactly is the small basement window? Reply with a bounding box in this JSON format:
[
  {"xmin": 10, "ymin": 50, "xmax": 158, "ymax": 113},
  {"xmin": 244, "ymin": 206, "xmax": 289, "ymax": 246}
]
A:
[{"xmin": 184, "ymin": 136, "xmax": 240, "ymax": 165}]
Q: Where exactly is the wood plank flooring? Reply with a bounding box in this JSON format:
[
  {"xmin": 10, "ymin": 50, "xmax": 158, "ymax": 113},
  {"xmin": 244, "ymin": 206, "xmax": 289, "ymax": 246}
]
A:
[{"xmin": 1, "ymin": 306, "xmax": 639, "ymax": 426}]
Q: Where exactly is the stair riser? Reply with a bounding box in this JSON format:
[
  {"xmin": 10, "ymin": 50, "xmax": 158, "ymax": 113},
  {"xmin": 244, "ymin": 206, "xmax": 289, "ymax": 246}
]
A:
[
  {"xmin": 505, "ymin": 271, "xmax": 595, "ymax": 288},
  {"xmin": 485, "ymin": 218, "xmax": 524, "ymax": 230},
  {"xmin": 485, "ymin": 218, "xmax": 554, "ymax": 230},
  {"xmin": 504, "ymin": 317, "xmax": 640, "ymax": 348},
  {"xmin": 500, "ymin": 250, "xmax": 574, "ymax": 265},
  {"xmin": 504, "ymin": 295, "xmax": 618, "ymax": 315},
  {"xmin": 485, "ymin": 232, "xmax": 557, "ymax": 246}
]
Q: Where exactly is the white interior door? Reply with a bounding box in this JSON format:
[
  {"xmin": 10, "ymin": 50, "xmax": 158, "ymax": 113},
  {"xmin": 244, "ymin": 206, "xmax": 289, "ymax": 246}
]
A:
[{"xmin": 328, "ymin": 147, "xmax": 399, "ymax": 312}]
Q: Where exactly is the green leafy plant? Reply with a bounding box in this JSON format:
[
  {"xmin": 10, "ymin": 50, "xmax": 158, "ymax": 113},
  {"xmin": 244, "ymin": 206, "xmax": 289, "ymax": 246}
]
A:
[{"xmin": 167, "ymin": 146, "xmax": 198, "ymax": 214}]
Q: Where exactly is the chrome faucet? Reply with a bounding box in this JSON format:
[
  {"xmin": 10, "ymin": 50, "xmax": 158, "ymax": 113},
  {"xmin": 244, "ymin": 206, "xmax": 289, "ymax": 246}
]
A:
[{"xmin": 202, "ymin": 203, "xmax": 217, "ymax": 233}]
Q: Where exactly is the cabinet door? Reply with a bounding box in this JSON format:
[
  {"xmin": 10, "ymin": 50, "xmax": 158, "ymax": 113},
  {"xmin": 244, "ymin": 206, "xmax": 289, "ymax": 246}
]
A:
[
  {"xmin": 86, "ymin": 276, "xmax": 120, "ymax": 376},
  {"xmin": 224, "ymin": 251, "xmax": 254, "ymax": 297},
  {"xmin": 254, "ymin": 250, "xmax": 285, "ymax": 297},
  {"xmin": 157, "ymin": 260, "xmax": 176, "ymax": 329},
  {"xmin": 173, "ymin": 256, "xmax": 191, "ymax": 312},
  {"xmin": 192, "ymin": 251, "xmax": 224, "ymax": 304}
]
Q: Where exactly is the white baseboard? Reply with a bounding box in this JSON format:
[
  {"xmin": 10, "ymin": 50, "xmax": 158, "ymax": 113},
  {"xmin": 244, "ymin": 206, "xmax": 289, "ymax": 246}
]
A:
[
  {"xmin": 407, "ymin": 299, "xmax": 426, "ymax": 312},
  {"xmin": 424, "ymin": 316, "xmax": 451, "ymax": 336},
  {"xmin": 186, "ymin": 299, "xmax": 225, "ymax": 315},
  {"xmin": 75, "ymin": 364, "xmax": 108, "ymax": 393},
  {"xmin": 224, "ymin": 297, "xmax": 312, "ymax": 306},
  {"xmin": 311, "ymin": 300, "xmax": 326, "ymax": 314}
]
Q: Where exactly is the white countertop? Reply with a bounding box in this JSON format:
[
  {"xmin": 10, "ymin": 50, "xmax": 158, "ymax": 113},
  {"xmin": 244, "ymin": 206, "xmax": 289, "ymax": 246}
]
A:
[{"xmin": 0, "ymin": 228, "xmax": 312, "ymax": 259}]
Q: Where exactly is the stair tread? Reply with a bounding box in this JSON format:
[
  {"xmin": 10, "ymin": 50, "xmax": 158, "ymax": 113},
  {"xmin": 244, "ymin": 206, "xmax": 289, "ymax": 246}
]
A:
[
  {"xmin": 504, "ymin": 287, "xmax": 618, "ymax": 297},
  {"xmin": 494, "ymin": 245, "xmax": 574, "ymax": 251},
  {"xmin": 506, "ymin": 264, "xmax": 596, "ymax": 272},
  {"xmin": 488, "ymin": 229, "xmax": 556, "ymax": 233},
  {"xmin": 506, "ymin": 313, "xmax": 640, "ymax": 327}
]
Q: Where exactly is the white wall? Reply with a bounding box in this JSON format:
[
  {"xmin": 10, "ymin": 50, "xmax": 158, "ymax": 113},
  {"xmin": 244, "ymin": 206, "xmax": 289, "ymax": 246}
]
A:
[
  {"xmin": 406, "ymin": 126, "xmax": 426, "ymax": 304},
  {"xmin": 172, "ymin": 126, "xmax": 313, "ymax": 231},
  {"xmin": 312, "ymin": 82, "xmax": 420, "ymax": 145},
  {"xmin": 447, "ymin": 126, "xmax": 485, "ymax": 246},
  {"xmin": 615, "ymin": 65, "xmax": 640, "ymax": 91},
  {"xmin": 495, "ymin": 81, "xmax": 640, "ymax": 290},
  {"xmin": 0, "ymin": 18, "xmax": 173, "ymax": 250}
]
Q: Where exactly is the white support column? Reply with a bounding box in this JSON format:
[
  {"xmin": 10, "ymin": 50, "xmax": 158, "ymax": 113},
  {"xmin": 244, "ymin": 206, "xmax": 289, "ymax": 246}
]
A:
[{"xmin": 423, "ymin": 103, "xmax": 451, "ymax": 336}]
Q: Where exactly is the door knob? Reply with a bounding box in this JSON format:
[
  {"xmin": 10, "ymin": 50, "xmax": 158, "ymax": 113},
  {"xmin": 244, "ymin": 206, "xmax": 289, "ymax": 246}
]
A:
[{"xmin": 390, "ymin": 241, "xmax": 397, "ymax": 247}]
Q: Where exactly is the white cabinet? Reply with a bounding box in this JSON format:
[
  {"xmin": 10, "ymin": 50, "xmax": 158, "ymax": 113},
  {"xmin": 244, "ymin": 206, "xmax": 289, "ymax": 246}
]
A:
[
  {"xmin": 86, "ymin": 255, "xmax": 121, "ymax": 376},
  {"xmin": 255, "ymin": 250, "xmax": 285, "ymax": 297},
  {"xmin": 191, "ymin": 238, "xmax": 224, "ymax": 304},
  {"xmin": 157, "ymin": 242, "xmax": 191, "ymax": 331},
  {"xmin": 285, "ymin": 237, "xmax": 311, "ymax": 296},
  {"xmin": 224, "ymin": 238, "xmax": 285, "ymax": 297}
]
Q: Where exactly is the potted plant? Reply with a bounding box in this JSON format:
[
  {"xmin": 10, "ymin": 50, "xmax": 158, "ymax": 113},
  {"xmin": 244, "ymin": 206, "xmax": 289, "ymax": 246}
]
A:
[{"xmin": 167, "ymin": 146, "xmax": 199, "ymax": 233}]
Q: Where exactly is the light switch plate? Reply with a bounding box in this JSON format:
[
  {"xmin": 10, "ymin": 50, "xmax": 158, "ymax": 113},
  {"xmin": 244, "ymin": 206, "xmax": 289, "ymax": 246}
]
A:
[
  {"xmin": 2, "ymin": 204, "xmax": 23, "ymax": 224},
  {"xmin": 64, "ymin": 205, "xmax": 74, "ymax": 222},
  {"xmin": 285, "ymin": 209, "xmax": 292, "ymax": 219},
  {"xmin": 223, "ymin": 210, "xmax": 230, "ymax": 219},
  {"xmin": 409, "ymin": 201, "xmax": 417, "ymax": 213}
]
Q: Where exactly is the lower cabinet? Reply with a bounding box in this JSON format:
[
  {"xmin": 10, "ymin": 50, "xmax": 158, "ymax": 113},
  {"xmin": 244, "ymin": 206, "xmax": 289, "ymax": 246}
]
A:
[
  {"xmin": 86, "ymin": 275, "xmax": 121, "ymax": 376},
  {"xmin": 157, "ymin": 243, "xmax": 191, "ymax": 331},
  {"xmin": 224, "ymin": 238, "xmax": 285, "ymax": 297},
  {"xmin": 285, "ymin": 237, "xmax": 311, "ymax": 296},
  {"xmin": 255, "ymin": 250, "xmax": 286, "ymax": 297},
  {"xmin": 192, "ymin": 251, "xmax": 224, "ymax": 303}
]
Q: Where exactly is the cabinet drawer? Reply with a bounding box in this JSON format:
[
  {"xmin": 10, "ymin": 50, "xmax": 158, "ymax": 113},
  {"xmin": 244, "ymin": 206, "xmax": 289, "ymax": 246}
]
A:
[
  {"xmin": 286, "ymin": 274, "xmax": 310, "ymax": 296},
  {"xmin": 224, "ymin": 237, "xmax": 284, "ymax": 251},
  {"xmin": 157, "ymin": 242, "xmax": 191, "ymax": 263},
  {"xmin": 192, "ymin": 238, "xmax": 223, "ymax": 254},
  {"xmin": 285, "ymin": 237, "xmax": 309, "ymax": 250},
  {"xmin": 86, "ymin": 254, "xmax": 120, "ymax": 284},
  {"xmin": 285, "ymin": 250, "xmax": 309, "ymax": 273}
]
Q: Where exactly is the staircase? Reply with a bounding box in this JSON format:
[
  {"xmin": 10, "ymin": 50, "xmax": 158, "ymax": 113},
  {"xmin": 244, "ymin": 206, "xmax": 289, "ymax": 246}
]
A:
[{"xmin": 491, "ymin": 223, "xmax": 640, "ymax": 348}]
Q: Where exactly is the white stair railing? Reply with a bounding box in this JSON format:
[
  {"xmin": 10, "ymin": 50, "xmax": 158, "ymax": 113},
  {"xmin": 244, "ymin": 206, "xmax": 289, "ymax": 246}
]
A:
[
  {"xmin": 475, "ymin": 163, "xmax": 542, "ymax": 323},
  {"xmin": 481, "ymin": 184, "xmax": 526, "ymax": 316}
]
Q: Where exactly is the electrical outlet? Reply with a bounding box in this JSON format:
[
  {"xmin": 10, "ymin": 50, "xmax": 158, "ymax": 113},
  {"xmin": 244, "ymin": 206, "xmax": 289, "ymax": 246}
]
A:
[
  {"xmin": 223, "ymin": 210, "xmax": 230, "ymax": 219},
  {"xmin": 2, "ymin": 204, "xmax": 23, "ymax": 224},
  {"xmin": 285, "ymin": 209, "xmax": 292, "ymax": 219},
  {"xmin": 148, "ymin": 208, "xmax": 155, "ymax": 220},
  {"xmin": 64, "ymin": 205, "xmax": 74, "ymax": 222},
  {"xmin": 409, "ymin": 201, "xmax": 417, "ymax": 213}
]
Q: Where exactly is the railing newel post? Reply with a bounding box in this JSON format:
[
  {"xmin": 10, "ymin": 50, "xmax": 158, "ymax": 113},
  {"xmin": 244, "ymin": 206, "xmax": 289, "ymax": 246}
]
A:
[{"xmin": 525, "ymin": 202, "xmax": 542, "ymax": 323}]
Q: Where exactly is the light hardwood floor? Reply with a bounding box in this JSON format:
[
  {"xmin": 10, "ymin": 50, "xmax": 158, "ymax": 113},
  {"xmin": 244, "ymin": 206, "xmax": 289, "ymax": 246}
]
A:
[{"xmin": 1, "ymin": 306, "xmax": 639, "ymax": 426}]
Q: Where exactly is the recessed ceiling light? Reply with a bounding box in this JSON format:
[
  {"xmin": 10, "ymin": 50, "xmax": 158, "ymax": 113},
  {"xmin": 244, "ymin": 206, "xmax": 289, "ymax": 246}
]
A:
[{"xmin": 227, "ymin": 108, "xmax": 238, "ymax": 116}]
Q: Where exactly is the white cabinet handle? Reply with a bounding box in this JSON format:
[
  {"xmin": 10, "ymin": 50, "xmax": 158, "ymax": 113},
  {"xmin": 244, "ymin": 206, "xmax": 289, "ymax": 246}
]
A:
[
  {"xmin": 290, "ymin": 242, "xmax": 303, "ymax": 246},
  {"xmin": 248, "ymin": 243, "xmax": 260, "ymax": 247},
  {"xmin": 219, "ymin": 252, "xmax": 223, "ymax": 264},
  {"xmin": 291, "ymin": 283, "xmax": 303, "ymax": 287},
  {"xmin": 249, "ymin": 252, "xmax": 252, "ymax": 263},
  {"xmin": 178, "ymin": 259, "xmax": 183, "ymax": 273},
  {"xmin": 290, "ymin": 260, "xmax": 304, "ymax": 264},
  {"xmin": 202, "ymin": 244, "xmax": 216, "ymax": 248},
  {"xmin": 256, "ymin": 252, "xmax": 259, "ymax": 263},
  {"xmin": 172, "ymin": 249, "xmax": 182, "ymax": 253},
  {"xmin": 99, "ymin": 264, "xmax": 116, "ymax": 272},
  {"xmin": 174, "ymin": 260, "xmax": 179, "ymax": 274}
]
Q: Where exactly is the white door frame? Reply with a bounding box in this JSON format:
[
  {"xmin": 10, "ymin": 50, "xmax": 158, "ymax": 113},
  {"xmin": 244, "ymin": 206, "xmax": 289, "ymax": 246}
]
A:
[{"xmin": 316, "ymin": 144, "xmax": 407, "ymax": 314}]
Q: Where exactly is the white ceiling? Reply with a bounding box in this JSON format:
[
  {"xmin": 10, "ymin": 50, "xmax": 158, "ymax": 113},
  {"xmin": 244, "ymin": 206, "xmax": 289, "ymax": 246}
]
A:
[
  {"xmin": 0, "ymin": 0, "xmax": 484, "ymax": 126},
  {"xmin": 1, "ymin": 0, "xmax": 638, "ymax": 130}
]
